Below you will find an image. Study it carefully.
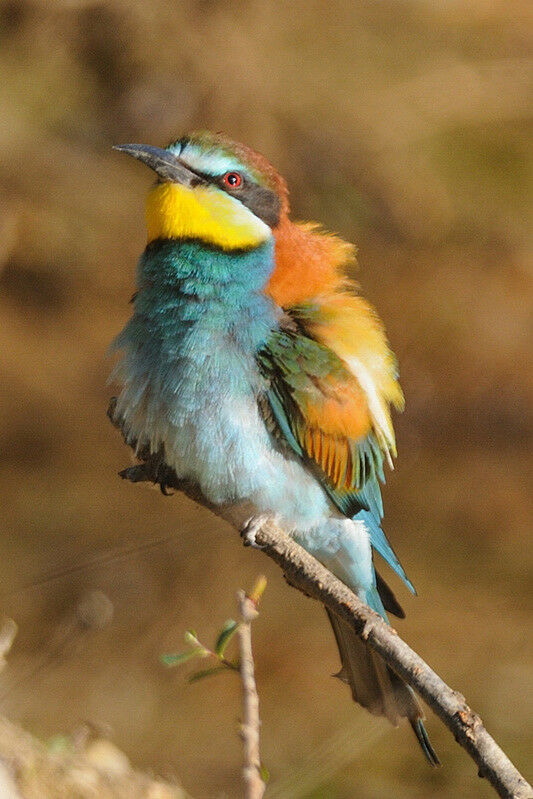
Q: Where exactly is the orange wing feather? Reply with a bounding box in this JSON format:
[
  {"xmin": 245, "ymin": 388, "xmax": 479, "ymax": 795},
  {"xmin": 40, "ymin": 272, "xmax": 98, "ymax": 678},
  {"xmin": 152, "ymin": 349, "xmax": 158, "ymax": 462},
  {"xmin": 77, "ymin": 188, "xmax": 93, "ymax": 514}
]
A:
[{"xmin": 290, "ymin": 370, "xmax": 372, "ymax": 493}]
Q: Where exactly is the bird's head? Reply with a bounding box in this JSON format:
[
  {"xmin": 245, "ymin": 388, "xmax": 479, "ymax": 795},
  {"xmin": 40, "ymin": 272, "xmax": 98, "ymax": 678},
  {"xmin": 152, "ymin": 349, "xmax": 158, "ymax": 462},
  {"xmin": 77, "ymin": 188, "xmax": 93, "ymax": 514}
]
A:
[{"xmin": 115, "ymin": 131, "xmax": 289, "ymax": 252}]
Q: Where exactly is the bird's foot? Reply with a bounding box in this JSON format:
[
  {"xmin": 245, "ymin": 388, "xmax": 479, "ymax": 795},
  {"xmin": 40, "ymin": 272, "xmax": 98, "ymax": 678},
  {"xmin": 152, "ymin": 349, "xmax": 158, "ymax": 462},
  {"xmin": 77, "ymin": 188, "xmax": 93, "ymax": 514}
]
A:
[
  {"xmin": 119, "ymin": 453, "xmax": 179, "ymax": 496},
  {"xmin": 240, "ymin": 515, "xmax": 273, "ymax": 549},
  {"xmin": 119, "ymin": 465, "xmax": 149, "ymax": 484},
  {"xmin": 108, "ymin": 397, "xmax": 181, "ymax": 495}
]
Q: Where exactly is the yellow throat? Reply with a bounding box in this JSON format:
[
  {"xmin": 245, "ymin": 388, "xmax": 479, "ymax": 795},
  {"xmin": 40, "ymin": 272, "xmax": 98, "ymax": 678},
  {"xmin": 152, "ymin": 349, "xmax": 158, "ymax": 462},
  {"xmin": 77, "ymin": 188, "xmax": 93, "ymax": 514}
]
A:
[{"xmin": 145, "ymin": 182, "xmax": 271, "ymax": 250}]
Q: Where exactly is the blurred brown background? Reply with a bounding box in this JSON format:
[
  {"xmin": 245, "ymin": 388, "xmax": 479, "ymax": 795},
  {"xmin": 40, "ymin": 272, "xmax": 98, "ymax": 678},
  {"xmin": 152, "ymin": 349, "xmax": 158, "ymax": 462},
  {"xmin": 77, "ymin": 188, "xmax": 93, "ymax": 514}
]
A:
[{"xmin": 0, "ymin": 1, "xmax": 531, "ymax": 796}]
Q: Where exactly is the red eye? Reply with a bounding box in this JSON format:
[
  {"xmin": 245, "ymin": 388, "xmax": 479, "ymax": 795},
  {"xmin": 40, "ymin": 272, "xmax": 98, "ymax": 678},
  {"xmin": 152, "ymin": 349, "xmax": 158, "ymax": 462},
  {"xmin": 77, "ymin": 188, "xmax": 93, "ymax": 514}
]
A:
[{"xmin": 223, "ymin": 171, "xmax": 242, "ymax": 188}]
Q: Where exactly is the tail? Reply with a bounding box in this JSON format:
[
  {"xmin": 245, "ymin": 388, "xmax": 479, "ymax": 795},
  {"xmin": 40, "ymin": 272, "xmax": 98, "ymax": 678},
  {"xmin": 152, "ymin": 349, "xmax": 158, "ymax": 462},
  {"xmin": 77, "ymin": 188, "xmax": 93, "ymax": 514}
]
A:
[{"xmin": 326, "ymin": 581, "xmax": 440, "ymax": 766}]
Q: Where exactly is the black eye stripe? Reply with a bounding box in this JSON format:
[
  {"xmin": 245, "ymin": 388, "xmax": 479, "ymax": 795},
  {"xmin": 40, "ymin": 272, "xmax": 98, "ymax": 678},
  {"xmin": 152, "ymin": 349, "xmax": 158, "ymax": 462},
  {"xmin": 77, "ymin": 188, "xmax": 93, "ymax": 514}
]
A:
[
  {"xmin": 235, "ymin": 183, "xmax": 281, "ymax": 228},
  {"xmin": 178, "ymin": 162, "xmax": 281, "ymax": 228}
]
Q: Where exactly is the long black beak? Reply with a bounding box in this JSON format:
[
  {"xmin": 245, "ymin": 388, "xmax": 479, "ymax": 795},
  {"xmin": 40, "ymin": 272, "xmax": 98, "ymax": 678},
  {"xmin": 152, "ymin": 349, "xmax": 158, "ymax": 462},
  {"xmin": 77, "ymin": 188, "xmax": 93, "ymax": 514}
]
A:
[{"xmin": 113, "ymin": 143, "xmax": 204, "ymax": 186}]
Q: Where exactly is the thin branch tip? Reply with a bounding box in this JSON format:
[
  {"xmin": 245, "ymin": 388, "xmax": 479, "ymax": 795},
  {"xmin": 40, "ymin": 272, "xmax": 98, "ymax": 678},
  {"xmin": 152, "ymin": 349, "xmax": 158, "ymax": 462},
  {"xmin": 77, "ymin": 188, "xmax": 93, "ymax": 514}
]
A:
[{"xmin": 237, "ymin": 584, "xmax": 266, "ymax": 799}]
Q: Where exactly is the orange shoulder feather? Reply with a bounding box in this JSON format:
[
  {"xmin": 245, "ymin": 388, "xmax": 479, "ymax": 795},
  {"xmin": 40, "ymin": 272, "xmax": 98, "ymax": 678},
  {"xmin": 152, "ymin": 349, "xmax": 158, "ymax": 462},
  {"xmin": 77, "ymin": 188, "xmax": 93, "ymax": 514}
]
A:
[{"xmin": 266, "ymin": 219, "xmax": 354, "ymax": 307}]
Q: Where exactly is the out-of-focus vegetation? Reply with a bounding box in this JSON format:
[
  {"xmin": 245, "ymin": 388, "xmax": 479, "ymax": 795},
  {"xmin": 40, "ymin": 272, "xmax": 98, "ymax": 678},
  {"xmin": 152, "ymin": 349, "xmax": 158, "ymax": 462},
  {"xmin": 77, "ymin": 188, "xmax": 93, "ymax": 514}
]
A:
[
  {"xmin": 0, "ymin": 1, "xmax": 531, "ymax": 796},
  {"xmin": 0, "ymin": 713, "xmax": 188, "ymax": 798}
]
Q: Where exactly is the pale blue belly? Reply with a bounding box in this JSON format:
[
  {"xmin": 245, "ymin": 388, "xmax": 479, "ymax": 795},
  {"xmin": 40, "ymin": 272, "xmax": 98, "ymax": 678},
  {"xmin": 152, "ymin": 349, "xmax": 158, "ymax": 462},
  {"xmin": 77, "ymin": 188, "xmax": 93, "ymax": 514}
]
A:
[{"xmin": 115, "ymin": 332, "xmax": 331, "ymax": 530}]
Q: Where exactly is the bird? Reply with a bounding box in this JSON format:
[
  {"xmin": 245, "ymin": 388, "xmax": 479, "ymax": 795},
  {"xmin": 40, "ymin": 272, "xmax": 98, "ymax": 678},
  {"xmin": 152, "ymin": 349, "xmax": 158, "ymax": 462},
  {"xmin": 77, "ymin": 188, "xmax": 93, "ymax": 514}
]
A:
[{"xmin": 110, "ymin": 131, "xmax": 439, "ymax": 765}]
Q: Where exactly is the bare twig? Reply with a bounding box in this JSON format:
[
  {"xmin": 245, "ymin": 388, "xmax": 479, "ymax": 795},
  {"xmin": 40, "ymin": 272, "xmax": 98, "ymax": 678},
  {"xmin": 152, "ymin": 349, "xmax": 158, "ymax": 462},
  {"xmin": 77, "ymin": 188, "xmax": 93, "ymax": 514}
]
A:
[
  {"xmin": 245, "ymin": 519, "xmax": 533, "ymax": 799},
  {"xmin": 237, "ymin": 587, "xmax": 265, "ymax": 799},
  {"xmin": 109, "ymin": 401, "xmax": 533, "ymax": 799}
]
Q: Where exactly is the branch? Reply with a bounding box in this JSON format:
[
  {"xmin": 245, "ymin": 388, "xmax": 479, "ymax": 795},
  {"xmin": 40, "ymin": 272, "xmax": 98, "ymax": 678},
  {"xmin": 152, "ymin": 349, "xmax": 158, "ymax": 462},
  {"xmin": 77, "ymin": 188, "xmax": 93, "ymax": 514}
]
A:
[
  {"xmin": 244, "ymin": 519, "xmax": 532, "ymax": 799},
  {"xmin": 237, "ymin": 588, "xmax": 265, "ymax": 799},
  {"xmin": 108, "ymin": 400, "xmax": 532, "ymax": 799}
]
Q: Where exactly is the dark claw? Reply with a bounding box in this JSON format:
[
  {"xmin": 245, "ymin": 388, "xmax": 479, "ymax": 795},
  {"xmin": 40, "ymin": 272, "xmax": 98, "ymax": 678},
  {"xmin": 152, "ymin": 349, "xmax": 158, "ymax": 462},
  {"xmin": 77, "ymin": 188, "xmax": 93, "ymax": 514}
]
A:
[
  {"xmin": 159, "ymin": 481, "xmax": 173, "ymax": 496},
  {"xmin": 156, "ymin": 463, "xmax": 176, "ymax": 496}
]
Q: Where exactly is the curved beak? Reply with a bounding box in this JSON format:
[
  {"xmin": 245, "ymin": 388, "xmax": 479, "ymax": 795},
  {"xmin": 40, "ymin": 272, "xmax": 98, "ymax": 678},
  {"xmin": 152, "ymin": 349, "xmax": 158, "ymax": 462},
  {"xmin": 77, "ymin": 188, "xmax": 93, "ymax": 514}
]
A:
[{"xmin": 113, "ymin": 143, "xmax": 204, "ymax": 186}]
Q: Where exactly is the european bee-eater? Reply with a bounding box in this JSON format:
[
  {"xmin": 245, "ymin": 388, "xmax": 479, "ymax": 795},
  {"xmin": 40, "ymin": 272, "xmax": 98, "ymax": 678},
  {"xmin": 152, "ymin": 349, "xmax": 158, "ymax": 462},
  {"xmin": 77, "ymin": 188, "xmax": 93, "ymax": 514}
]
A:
[{"xmin": 111, "ymin": 131, "xmax": 439, "ymax": 765}]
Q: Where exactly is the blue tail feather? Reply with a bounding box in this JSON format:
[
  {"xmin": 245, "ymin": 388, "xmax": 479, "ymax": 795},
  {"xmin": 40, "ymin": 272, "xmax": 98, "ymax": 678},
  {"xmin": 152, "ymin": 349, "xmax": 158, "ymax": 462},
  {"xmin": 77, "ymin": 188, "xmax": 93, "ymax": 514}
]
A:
[
  {"xmin": 357, "ymin": 509, "xmax": 416, "ymax": 595},
  {"xmin": 411, "ymin": 718, "xmax": 441, "ymax": 767}
]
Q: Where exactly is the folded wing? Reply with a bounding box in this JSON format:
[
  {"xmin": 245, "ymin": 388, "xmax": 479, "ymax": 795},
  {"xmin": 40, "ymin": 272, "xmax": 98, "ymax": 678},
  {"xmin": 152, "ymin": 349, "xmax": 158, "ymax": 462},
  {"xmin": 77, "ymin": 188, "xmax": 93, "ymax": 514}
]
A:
[{"xmin": 257, "ymin": 298, "xmax": 411, "ymax": 591}]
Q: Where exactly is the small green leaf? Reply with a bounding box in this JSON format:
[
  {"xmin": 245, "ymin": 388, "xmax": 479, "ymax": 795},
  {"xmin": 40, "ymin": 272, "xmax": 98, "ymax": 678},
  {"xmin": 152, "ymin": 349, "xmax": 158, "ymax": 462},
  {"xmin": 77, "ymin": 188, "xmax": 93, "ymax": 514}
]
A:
[
  {"xmin": 160, "ymin": 649, "xmax": 203, "ymax": 667},
  {"xmin": 215, "ymin": 619, "xmax": 239, "ymax": 657},
  {"xmin": 184, "ymin": 629, "xmax": 201, "ymax": 646},
  {"xmin": 188, "ymin": 664, "xmax": 229, "ymax": 683},
  {"xmin": 259, "ymin": 763, "xmax": 270, "ymax": 783}
]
